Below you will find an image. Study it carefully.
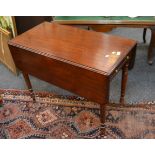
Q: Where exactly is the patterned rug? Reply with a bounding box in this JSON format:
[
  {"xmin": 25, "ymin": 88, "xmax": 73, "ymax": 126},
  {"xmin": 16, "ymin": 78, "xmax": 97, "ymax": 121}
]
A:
[{"xmin": 0, "ymin": 89, "xmax": 155, "ymax": 139}]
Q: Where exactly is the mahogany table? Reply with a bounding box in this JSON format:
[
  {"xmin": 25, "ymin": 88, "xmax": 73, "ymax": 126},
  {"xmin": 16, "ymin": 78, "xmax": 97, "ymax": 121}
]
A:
[
  {"xmin": 54, "ymin": 16, "xmax": 155, "ymax": 65},
  {"xmin": 8, "ymin": 22, "xmax": 137, "ymax": 136}
]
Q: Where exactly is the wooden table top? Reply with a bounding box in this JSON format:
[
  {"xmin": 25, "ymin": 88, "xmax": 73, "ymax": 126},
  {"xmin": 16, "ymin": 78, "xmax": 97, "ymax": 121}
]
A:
[{"xmin": 9, "ymin": 22, "xmax": 136, "ymax": 75}]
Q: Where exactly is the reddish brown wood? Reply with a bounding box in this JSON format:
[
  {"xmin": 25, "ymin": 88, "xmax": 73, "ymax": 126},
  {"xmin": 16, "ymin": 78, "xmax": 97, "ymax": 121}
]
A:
[
  {"xmin": 8, "ymin": 22, "xmax": 137, "ymax": 136},
  {"xmin": 8, "ymin": 22, "xmax": 137, "ymax": 75},
  {"xmin": 22, "ymin": 72, "xmax": 36, "ymax": 101},
  {"xmin": 9, "ymin": 45, "xmax": 109, "ymax": 104},
  {"xmin": 100, "ymin": 104, "xmax": 106, "ymax": 136},
  {"xmin": 54, "ymin": 19, "xmax": 155, "ymax": 65},
  {"xmin": 90, "ymin": 25, "xmax": 116, "ymax": 32},
  {"xmin": 100, "ymin": 81, "xmax": 109, "ymax": 137},
  {"xmin": 22, "ymin": 72, "xmax": 32, "ymax": 90},
  {"xmin": 120, "ymin": 62, "xmax": 129, "ymax": 105}
]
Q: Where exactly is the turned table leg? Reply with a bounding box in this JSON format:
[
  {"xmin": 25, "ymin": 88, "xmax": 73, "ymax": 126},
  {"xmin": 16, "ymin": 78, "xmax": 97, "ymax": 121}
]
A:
[
  {"xmin": 100, "ymin": 103, "xmax": 107, "ymax": 138},
  {"xmin": 100, "ymin": 82, "xmax": 109, "ymax": 138},
  {"xmin": 148, "ymin": 27, "xmax": 155, "ymax": 65},
  {"xmin": 22, "ymin": 72, "xmax": 32, "ymax": 90},
  {"xmin": 22, "ymin": 72, "xmax": 36, "ymax": 101},
  {"xmin": 120, "ymin": 62, "xmax": 129, "ymax": 105}
]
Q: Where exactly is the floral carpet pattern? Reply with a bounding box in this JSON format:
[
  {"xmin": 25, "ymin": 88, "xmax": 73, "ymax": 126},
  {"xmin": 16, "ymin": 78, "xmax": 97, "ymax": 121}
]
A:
[{"xmin": 0, "ymin": 89, "xmax": 155, "ymax": 139}]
